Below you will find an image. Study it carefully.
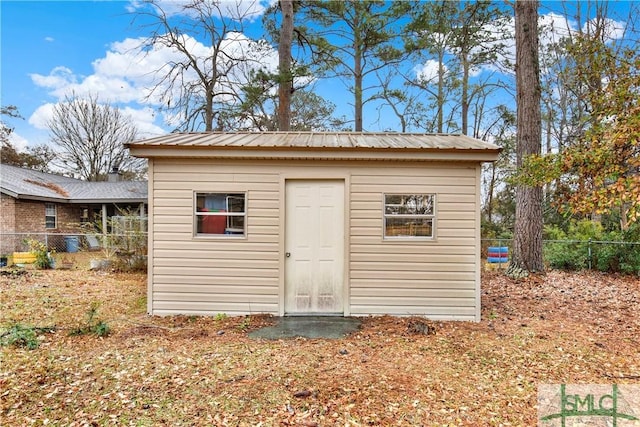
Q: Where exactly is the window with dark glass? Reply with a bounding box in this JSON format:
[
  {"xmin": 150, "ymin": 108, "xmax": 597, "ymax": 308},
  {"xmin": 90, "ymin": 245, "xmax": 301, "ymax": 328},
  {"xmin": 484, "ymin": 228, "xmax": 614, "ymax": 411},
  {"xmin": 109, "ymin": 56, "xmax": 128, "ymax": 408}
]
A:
[
  {"xmin": 195, "ymin": 193, "xmax": 246, "ymax": 236},
  {"xmin": 45, "ymin": 203, "xmax": 57, "ymax": 229},
  {"xmin": 383, "ymin": 194, "xmax": 435, "ymax": 239}
]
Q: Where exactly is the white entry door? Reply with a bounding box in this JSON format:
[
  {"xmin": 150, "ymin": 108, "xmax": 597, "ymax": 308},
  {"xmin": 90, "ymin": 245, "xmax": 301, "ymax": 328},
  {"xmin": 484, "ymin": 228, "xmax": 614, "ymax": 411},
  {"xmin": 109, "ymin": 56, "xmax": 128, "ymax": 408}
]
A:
[{"xmin": 285, "ymin": 180, "xmax": 345, "ymax": 314}]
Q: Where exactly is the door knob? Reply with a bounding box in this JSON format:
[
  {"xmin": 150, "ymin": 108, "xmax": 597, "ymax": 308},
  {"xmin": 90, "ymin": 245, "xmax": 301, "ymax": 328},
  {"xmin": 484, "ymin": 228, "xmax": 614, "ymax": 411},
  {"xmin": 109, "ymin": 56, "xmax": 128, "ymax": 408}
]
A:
[{"xmin": 285, "ymin": 252, "xmax": 291, "ymax": 257}]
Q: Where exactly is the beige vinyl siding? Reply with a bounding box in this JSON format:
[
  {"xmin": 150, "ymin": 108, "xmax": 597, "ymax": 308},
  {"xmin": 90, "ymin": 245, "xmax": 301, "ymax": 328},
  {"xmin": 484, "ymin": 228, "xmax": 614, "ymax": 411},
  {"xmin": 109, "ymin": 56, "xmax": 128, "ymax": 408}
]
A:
[
  {"xmin": 349, "ymin": 164, "xmax": 479, "ymax": 320},
  {"xmin": 146, "ymin": 161, "xmax": 155, "ymax": 314},
  {"xmin": 150, "ymin": 159, "xmax": 280, "ymax": 316},
  {"xmin": 148, "ymin": 159, "xmax": 481, "ymax": 320}
]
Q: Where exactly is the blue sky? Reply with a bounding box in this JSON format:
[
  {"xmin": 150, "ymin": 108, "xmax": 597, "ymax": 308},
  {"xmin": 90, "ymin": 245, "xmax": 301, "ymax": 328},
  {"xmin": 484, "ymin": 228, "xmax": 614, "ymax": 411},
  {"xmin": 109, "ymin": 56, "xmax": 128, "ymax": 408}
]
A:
[
  {"xmin": 2, "ymin": 0, "xmax": 291, "ymax": 149},
  {"xmin": 2, "ymin": 1, "xmax": 150, "ymax": 148},
  {"xmin": 1, "ymin": 1, "xmax": 635, "ymax": 152}
]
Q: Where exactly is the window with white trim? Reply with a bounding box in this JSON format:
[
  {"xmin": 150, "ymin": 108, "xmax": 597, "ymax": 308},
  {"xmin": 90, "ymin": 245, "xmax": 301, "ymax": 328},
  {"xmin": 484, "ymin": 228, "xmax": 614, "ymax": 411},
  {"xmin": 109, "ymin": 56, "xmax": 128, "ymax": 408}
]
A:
[
  {"xmin": 383, "ymin": 194, "xmax": 435, "ymax": 239},
  {"xmin": 45, "ymin": 203, "xmax": 57, "ymax": 229},
  {"xmin": 195, "ymin": 193, "xmax": 246, "ymax": 236}
]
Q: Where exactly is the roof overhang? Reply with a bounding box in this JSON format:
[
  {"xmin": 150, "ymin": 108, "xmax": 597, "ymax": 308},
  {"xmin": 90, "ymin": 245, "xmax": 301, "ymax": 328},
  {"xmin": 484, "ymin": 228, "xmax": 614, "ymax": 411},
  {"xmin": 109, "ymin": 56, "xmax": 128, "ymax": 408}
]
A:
[
  {"xmin": 2, "ymin": 189, "xmax": 146, "ymax": 205},
  {"xmin": 127, "ymin": 132, "xmax": 501, "ymax": 163},
  {"xmin": 127, "ymin": 146, "xmax": 500, "ymax": 162},
  {"xmin": 2, "ymin": 188, "xmax": 64, "ymax": 203},
  {"xmin": 67, "ymin": 198, "xmax": 147, "ymax": 204}
]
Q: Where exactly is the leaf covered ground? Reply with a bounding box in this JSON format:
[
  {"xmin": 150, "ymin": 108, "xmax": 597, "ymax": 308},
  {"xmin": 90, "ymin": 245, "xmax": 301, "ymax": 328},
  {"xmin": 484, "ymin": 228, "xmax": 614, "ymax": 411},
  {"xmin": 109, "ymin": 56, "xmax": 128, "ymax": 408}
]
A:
[{"xmin": 1, "ymin": 269, "xmax": 638, "ymax": 426}]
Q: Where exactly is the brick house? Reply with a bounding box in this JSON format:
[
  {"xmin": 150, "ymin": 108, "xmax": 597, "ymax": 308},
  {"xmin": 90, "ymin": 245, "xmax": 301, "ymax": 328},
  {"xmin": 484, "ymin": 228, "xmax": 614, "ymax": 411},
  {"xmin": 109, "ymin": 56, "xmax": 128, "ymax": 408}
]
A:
[{"xmin": 1, "ymin": 164, "xmax": 147, "ymax": 254}]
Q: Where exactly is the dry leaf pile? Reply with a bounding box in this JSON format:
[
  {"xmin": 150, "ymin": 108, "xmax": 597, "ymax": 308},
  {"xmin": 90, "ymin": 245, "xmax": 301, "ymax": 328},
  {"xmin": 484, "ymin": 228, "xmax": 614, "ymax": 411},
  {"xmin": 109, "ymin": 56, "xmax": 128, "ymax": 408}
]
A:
[{"xmin": 1, "ymin": 269, "xmax": 638, "ymax": 426}]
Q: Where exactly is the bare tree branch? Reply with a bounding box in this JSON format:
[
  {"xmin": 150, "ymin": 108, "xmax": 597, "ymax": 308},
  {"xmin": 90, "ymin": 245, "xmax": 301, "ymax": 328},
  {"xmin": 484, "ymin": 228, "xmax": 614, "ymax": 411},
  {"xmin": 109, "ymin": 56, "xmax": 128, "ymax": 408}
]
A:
[
  {"xmin": 132, "ymin": 0, "xmax": 272, "ymax": 132},
  {"xmin": 47, "ymin": 93, "xmax": 145, "ymax": 181}
]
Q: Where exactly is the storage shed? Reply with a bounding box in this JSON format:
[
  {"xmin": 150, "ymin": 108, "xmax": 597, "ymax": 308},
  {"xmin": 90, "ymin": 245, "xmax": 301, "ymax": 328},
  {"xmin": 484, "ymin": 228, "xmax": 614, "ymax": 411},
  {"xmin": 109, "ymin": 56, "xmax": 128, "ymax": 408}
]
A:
[{"xmin": 127, "ymin": 132, "xmax": 500, "ymax": 321}]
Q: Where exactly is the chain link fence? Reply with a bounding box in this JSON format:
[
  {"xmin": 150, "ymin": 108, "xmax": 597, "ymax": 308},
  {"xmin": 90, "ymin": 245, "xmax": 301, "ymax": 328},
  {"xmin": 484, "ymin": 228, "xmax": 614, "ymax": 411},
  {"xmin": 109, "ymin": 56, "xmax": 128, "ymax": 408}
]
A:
[
  {"xmin": 2, "ymin": 216, "xmax": 148, "ymax": 257},
  {"xmin": 1, "ymin": 232, "xmax": 147, "ymax": 256},
  {"xmin": 2, "ymin": 233, "xmax": 636, "ymax": 273},
  {"xmin": 2, "ymin": 233, "xmax": 73, "ymax": 254},
  {"xmin": 482, "ymin": 238, "xmax": 640, "ymax": 274}
]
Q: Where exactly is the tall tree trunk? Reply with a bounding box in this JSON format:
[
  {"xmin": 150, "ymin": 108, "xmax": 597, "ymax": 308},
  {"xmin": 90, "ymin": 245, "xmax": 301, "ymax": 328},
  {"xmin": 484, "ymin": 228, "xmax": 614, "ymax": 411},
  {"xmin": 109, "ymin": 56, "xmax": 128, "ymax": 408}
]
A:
[
  {"xmin": 278, "ymin": 0, "xmax": 294, "ymax": 131},
  {"xmin": 486, "ymin": 163, "xmax": 496, "ymax": 224},
  {"xmin": 461, "ymin": 56, "xmax": 469, "ymax": 135},
  {"xmin": 205, "ymin": 83, "xmax": 214, "ymax": 131},
  {"xmin": 354, "ymin": 45, "xmax": 363, "ymax": 132},
  {"xmin": 437, "ymin": 49, "xmax": 445, "ymax": 133},
  {"xmin": 510, "ymin": 0, "xmax": 544, "ymax": 274}
]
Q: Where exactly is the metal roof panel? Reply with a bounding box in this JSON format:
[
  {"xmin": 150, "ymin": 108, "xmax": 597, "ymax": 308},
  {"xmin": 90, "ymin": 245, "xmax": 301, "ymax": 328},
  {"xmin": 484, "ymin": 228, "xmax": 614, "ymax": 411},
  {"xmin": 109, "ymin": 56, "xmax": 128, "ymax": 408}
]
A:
[{"xmin": 127, "ymin": 131, "xmax": 501, "ymax": 152}]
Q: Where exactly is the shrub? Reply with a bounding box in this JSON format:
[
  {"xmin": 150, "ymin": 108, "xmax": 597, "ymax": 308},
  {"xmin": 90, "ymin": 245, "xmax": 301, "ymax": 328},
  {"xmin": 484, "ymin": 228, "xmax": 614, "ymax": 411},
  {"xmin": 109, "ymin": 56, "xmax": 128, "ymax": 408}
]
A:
[
  {"xmin": 25, "ymin": 239, "xmax": 54, "ymax": 269},
  {"xmin": 79, "ymin": 209, "xmax": 148, "ymax": 272},
  {"xmin": 69, "ymin": 303, "xmax": 110, "ymax": 337},
  {"xmin": 543, "ymin": 224, "xmax": 591, "ymax": 270},
  {"xmin": 619, "ymin": 225, "xmax": 640, "ymax": 275},
  {"xmin": 544, "ymin": 220, "xmax": 640, "ymax": 274},
  {"xmin": 0, "ymin": 324, "xmax": 39, "ymax": 349},
  {"xmin": 0, "ymin": 324, "xmax": 56, "ymax": 349},
  {"xmin": 619, "ymin": 249, "xmax": 640, "ymax": 275},
  {"xmin": 592, "ymin": 227, "xmax": 640, "ymax": 275},
  {"xmin": 594, "ymin": 236, "xmax": 620, "ymax": 272}
]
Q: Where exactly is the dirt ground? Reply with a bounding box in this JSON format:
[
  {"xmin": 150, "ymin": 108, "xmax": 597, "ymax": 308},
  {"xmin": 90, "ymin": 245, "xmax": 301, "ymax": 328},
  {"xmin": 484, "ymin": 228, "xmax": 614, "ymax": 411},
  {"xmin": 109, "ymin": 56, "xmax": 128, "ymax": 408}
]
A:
[{"xmin": 0, "ymin": 268, "xmax": 638, "ymax": 426}]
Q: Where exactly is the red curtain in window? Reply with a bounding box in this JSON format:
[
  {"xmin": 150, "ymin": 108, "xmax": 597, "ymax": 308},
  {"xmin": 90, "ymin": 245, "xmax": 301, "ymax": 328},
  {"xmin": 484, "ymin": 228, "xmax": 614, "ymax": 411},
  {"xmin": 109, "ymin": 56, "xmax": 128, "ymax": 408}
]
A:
[{"xmin": 201, "ymin": 209, "xmax": 226, "ymax": 234}]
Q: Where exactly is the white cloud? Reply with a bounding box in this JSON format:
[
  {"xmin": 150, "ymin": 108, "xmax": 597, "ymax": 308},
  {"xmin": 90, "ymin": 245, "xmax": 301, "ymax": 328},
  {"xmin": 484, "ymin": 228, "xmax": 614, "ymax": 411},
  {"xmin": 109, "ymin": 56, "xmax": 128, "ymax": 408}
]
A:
[
  {"xmin": 539, "ymin": 12, "xmax": 575, "ymax": 46},
  {"xmin": 479, "ymin": 11, "xmax": 628, "ymax": 77},
  {"xmin": 411, "ymin": 17, "xmax": 515, "ymax": 78},
  {"xmin": 409, "ymin": 10, "xmax": 628, "ymax": 84},
  {"xmin": 583, "ymin": 17, "xmax": 626, "ymax": 41},
  {"xmin": 28, "ymin": 0, "xmax": 278, "ymax": 141},
  {"xmin": 414, "ymin": 59, "xmax": 448, "ymax": 83},
  {"xmin": 30, "ymin": 66, "xmax": 76, "ymax": 90},
  {"xmin": 44, "ymin": 36, "xmax": 54, "ymax": 42},
  {"xmin": 28, "ymin": 102, "xmax": 164, "ymax": 141},
  {"xmin": 8, "ymin": 131, "xmax": 29, "ymax": 152},
  {"xmin": 28, "ymin": 103, "xmax": 56, "ymax": 130},
  {"xmin": 537, "ymin": 12, "xmax": 626, "ymax": 47},
  {"xmin": 29, "ymin": 28, "xmax": 279, "ymax": 135},
  {"xmin": 38, "ymin": 31, "xmax": 278, "ymax": 106},
  {"xmin": 480, "ymin": 16, "xmax": 515, "ymax": 75},
  {"xmin": 127, "ymin": 0, "xmax": 270, "ymax": 22},
  {"xmin": 121, "ymin": 106, "xmax": 166, "ymax": 137}
]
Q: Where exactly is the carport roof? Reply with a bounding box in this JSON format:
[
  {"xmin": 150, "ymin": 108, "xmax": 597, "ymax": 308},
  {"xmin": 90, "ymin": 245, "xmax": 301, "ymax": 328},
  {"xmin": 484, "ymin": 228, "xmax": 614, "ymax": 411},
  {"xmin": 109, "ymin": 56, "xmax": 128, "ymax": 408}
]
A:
[{"xmin": 127, "ymin": 132, "xmax": 500, "ymax": 162}]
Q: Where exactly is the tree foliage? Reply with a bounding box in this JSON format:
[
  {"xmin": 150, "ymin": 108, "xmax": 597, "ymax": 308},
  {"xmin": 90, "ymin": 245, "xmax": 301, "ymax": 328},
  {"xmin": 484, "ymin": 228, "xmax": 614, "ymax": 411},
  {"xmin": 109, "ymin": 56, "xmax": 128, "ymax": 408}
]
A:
[
  {"xmin": 220, "ymin": 82, "xmax": 345, "ymax": 131},
  {"xmin": 300, "ymin": 0, "xmax": 410, "ymax": 131},
  {"xmin": 0, "ymin": 141, "xmax": 56, "ymax": 173},
  {"xmin": 482, "ymin": 105, "xmax": 516, "ymax": 229},
  {"xmin": 0, "ymin": 105, "xmax": 22, "ymax": 144},
  {"xmin": 47, "ymin": 94, "xmax": 144, "ymax": 181},
  {"xmin": 522, "ymin": 33, "xmax": 640, "ymax": 230},
  {"xmin": 406, "ymin": 1, "xmax": 509, "ymax": 135},
  {"xmin": 1, "ymin": 105, "xmax": 55, "ymax": 172},
  {"xmin": 288, "ymin": 90, "xmax": 348, "ymax": 131}
]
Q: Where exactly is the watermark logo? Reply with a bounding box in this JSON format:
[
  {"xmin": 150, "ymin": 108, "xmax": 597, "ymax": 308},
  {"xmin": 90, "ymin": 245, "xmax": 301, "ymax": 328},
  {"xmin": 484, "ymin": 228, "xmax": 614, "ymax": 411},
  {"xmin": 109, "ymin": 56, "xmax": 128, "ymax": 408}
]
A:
[{"xmin": 539, "ymin": 384, "xmax": 640, "ymax": 426}]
